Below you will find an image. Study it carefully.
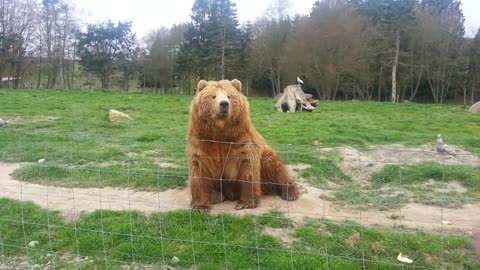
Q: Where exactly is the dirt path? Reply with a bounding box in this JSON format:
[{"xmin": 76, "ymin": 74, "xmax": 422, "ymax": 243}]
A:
[{"xmin": 1, "ymin": 162, "xmax": 479, "ymax": 234}]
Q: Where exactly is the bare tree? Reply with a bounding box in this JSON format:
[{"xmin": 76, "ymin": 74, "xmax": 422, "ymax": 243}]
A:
[
  {"xmin": 38, "ymin": 0, "xmax": 77, "ymax": 89},
  {"xmin": 0, "ymin": 0, "xmax": 37, "ymax": 88}
]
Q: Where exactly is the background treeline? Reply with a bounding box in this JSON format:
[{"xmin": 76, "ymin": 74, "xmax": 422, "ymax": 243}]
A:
[{"xmin": 1, "ymin": 0, "xmax": 480, "ymax": 103}]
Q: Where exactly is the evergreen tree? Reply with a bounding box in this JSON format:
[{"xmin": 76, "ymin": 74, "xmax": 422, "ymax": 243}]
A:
[
  {"xmin": 176, "ymin": 0, "xmax": 243, "ymax": 80},
  {"xmin": 204, "ymin": 0, "xmax": 242, "ymax": 79},
  {"xmin": 239, "ymin": 21, "xmax": 254, "ymax": 84}
]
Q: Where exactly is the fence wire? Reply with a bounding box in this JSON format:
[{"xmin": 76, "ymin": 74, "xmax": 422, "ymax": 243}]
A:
[{"xmin": 0, "ymin": 128, "xmax": 479, "ymax": 269}]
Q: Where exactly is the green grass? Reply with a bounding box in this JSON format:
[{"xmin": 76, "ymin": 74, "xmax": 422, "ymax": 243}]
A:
[
  {"xmin": 332, "ymin": 162, "xmax": 480, "ymax": 210},
  {"xmin": 13, "ymin": 162, "xmax": 186, "ymax": 190},
  {"xmin": 2, "ymin": 89, "xmax": 478, "ymax": 189},
  {"xmin": 372, "ymin": 162, "xmax": 480, "ymax": 191},
  {"xmin": 333, "ymin": 186, "xmax": 410, "ymax": 210},
  {"xmin": 1, "ymin": 198, "xmax": 479, "ymax": 269}
]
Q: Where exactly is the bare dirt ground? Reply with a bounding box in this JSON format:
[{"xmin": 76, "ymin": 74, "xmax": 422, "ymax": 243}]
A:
[
  {"xmin": 320, "ymin": 144, "xmax": 480, "ymax": 183},
  {"xmin": 2, "ymin": 143, "xmax": 480, "ymax": 235}
]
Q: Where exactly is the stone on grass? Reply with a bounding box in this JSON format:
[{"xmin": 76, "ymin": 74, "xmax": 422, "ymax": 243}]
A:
[
  {"xmin": 28, "ymin": 240, "xmax": 39, "ymax": 248},
  {"xmin": 468, "ymin": 101, "xmax": 480, "ymax": 113},
  {"xmin": 109, "ymin": 109, "xmax": 133, "ymax": 122},
  {"xmin": 170, "ymin": 256, "xmax": 180, "ymax": 264},
  {"xmin": 0, "ymin": 118, "xmax": 6, "ymax": 128}
]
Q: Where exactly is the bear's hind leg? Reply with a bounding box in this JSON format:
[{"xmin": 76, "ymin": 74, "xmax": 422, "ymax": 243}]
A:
[{"xmin": 261, "ymin": 148, "xmax": 299, "ymax": 201}]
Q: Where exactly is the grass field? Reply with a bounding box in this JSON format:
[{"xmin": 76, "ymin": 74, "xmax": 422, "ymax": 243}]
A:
[
  {"xmin": 1, "ymin": 89, "xmax": 480, "ymax": 268},
  {"xmin": 1, "ymin": 198, "xmax": 479, "ymax": 269}
]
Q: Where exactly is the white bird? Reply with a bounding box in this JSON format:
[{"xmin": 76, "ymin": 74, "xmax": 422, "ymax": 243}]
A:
[
  {"xmin": 297, "ymin": 77, "xmax": 304, "ymax": 84},
  {"xmin": 436, "ymin": 134, "xmax": 456, "ymax": 156}
]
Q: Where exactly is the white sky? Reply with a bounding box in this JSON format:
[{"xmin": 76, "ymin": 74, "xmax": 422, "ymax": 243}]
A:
[{"xmin": 73, "ymin": 0, "xmax": 480, "ymax": 38}]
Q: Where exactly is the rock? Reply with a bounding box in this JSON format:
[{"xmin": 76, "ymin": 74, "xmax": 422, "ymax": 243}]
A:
[
  {"xmin": 38, "ymin": 159, "xmax": 46, "ymax": 164},
  {"xmin": 109, "ymin": 109, "xmax": 133, "ymax": 122},
  {"xmin": 28, "ymin": 240, "xmax": 39, "ymax": 247},
  {"xmin": 468, "ymin": 101, "xmax": 480, "ymax": 113},
  {"xmin": 396, "ymin": 253, "xmax": 413, "ymax": 264},
  {"xmin": 170, "ymin": 256, "xmax": 180, "ymax": 264},
  {"xmin": 0, "ymin": 118, "xmax": 6, "ymax": 128}
]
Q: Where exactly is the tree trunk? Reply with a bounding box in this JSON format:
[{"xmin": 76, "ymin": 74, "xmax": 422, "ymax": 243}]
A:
[
  {"xmin": 270, "ymin": 69, "xmax": 276, "ymax": 97},
  {"xmin": 378, "ymin": 64, "xmax": 383, "ymax": 102},
  {"xmin": 391, "ymin": 30, "xmax": 400, "ymax": 102},
  {"xmin": 409, "ymin": 66, "xmax": 423, "ymax": 101},
  {"xmin": 472, "ymin": 80, "xmax": 476, "ymax": 104},
  {"xmin": 276, "ymin": 64, "xmax": 281, "ymax": 96},
  {"xmin": 71, "ymin": 40, "xmax": 76, "ymax": 89},
  {"xmin": 221, "ymin": 27, "xmax": 225, "ymax": 80},
  {"xmin": 427, "ymin": 76, "xmax": 438, "ymax": 104},
  {"xmin": 59, "ymin": 8, "xmax": 69, "ymax": 89},
  {"xmin": 332, "ymin": 74, "xmax": 340, "ymax": 101}
]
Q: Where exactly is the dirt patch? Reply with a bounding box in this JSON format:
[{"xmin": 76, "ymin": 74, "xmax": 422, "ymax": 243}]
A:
[
  {"xmin": 421, "ymin": 180, "xmax": 469, "ymax": 193},
  {"xmin": 127, "ymin": 151, "xmax": 180, "ymax": 168},
  {"xmin": 1, "ymin": 162, "xmax": 479, "ymax": 234},
  {"xmin": 5, "ymin": 116, "xmax": 59, "ymax": 124},
  {"xmin": 153, "ymin": 159, "xmax": 180, "ymax": 169},
  {"xmin": 320, "ymin": 144, "xmax": 480, "ymax": 183},
  {"xmin": 264, "ymin": 227, "xmax": 294, "ymax": 245},
  {"xmin": 345, "ymin": 231, "xmax": 361, "ymax": 247}
]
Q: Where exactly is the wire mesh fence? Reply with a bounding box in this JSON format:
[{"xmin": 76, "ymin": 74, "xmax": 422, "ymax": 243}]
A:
[{"xmin": 0, "ymin": 128, "xmax": 479, "ymax": 269}]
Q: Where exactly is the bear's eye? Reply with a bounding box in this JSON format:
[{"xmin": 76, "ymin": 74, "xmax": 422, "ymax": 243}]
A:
[{"xmin": 212, "ymin": 95, "xmax": 216, "ymax": 99}]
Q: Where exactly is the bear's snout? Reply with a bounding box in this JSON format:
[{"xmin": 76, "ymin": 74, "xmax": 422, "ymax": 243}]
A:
[{"xmin": 219, "ymin": 101, "xmax": 230, "ymax": 113}]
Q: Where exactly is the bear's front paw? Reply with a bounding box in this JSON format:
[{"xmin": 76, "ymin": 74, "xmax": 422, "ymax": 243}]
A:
[
  {"xmin": 235, "ymin": 200, "xmax": 257, "ymax": 210},
  {"xmin": 191, "ymin": 204, "xmax": 211, "ymax": 212},
  {"xmin": 280, "ymin": 186, "xmax": 299, "ymax": 201}
]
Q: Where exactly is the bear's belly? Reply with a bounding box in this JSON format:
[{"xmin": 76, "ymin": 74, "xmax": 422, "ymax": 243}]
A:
[{"xmin": 194, "ymin": 141, "xmax": 260, "ymax": 181}]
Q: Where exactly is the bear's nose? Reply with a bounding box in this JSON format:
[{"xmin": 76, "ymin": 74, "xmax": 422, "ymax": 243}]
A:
[{"xmin": 219, "ymin": 101, "xmax": 229, "ymax": 112}]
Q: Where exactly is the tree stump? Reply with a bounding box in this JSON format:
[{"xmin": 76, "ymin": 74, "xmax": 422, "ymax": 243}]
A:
[{"xmin": 275, "ymin": 84, "xmax": 317, "ymax": 112}]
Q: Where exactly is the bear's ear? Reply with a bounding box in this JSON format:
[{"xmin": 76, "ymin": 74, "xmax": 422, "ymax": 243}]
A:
[
  {"xmin": 197, "ymin": 80, "xmax": 208, "ymax": 92},
  {"xmin": 231, "ymin": 79, "xmax": 242, "ymax": 92}
]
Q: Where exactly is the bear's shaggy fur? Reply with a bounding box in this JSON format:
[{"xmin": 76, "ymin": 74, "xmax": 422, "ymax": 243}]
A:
[{"xmin": 186, "ymin": 79, "xmax": 299, "ymax": 211}]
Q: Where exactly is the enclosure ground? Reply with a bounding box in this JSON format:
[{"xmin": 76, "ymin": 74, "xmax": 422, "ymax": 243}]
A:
[{"xmin": 2, "ymin": 161, "xmax": 479, "ymax": 235}]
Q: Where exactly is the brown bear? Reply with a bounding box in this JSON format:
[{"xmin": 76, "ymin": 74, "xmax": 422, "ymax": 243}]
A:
[{"xmin": 186, "ymin": 79, "xmax": 299, "ymax": 211}]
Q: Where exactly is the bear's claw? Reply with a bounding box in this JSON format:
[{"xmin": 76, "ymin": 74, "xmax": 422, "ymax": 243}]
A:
[
  {"xmin": 235, "ymin": 201, "xmax": 256, "ymax": 210},
  {"xmin": 191, "ymin": 204, "xmax": 211, "ymax": 212},
  {"xmin": 280, "ymin": 188, "xmax": 299, "ymax": 201}
]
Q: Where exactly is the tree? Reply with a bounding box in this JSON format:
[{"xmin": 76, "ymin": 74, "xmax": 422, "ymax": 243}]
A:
[
  {"xmin": 204, "ymin": 0, "xmax": 242, "ymax": 79},
  {"xmin": 351, "ymin": 0, "xmax": 416, "ymax": 102},
  {"xmin": 284, "ymin": 0, "xmax": 373, "ymax": 100},
  {"xmin": 39, "ymin": 0, "xmax": 77, "ymax": 89},
  {"xmin": 238, "ymin": 21, "xmax": 254, "ymax": 94},
  {"xmin": 250, "ymin": 0, "xmax": 293, "ymax": 97},
  {"xmin": 77, "ymin": 21, "xmax": 136, "ymax": 89},
  {"xmin": 469, "ymin": 28, "xmax": 480, "ymax": 103},
  {"xmin": 0, "ymin": 0, "xmax": 37, "ymax": 88},
  {"xmin": 177, "ymin": 0, "xmax": 210, "ymax": 80},
  {"xmin": 142, "ymin": 24, "xmax": 187, "ymax": 93},
  {"xmin": 177, "ymin": 0, "xmax": 242, "ymax": 81},
  {"xmin": 419, "ymin": 0, "xmax": 465, "ymax": 104}
]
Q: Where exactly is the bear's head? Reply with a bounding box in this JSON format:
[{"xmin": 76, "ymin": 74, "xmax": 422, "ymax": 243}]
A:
[{"xmin": 190, "ymin": 79, "xmax": 248, "ymax": 128}]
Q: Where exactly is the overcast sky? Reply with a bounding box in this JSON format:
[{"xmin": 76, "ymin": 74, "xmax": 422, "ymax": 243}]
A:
[{"xmin": 73, "ymin": 0, "xmax": 480, "ymax": 38}]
